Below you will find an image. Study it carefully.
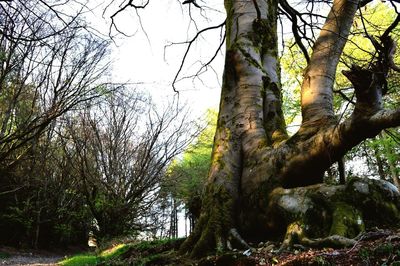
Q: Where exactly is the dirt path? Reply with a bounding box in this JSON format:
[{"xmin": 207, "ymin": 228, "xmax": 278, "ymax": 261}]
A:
[{"xmin": 0, "ymin": 248, "xmax": 64, "ymax": 266}]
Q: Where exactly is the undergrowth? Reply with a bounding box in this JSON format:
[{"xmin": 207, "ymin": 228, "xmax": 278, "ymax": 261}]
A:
[{"xmin": 59, "ymin": 238, "xmax": 184, "ymax": 266}]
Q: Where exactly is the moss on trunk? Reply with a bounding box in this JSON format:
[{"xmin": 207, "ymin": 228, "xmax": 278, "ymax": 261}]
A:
[{"xmin": 180, "ymin": 185, "xmax": 236, "ymax": 258}]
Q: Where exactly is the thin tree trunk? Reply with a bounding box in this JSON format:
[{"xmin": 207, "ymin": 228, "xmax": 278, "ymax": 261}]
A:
[{"xmin": 338, "ymin": 158, "xmax": 346, "ymax": 184}]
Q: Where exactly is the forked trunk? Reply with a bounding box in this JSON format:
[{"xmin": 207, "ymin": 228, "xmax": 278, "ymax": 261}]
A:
[{"xmin": 180, "ymin": 0, "xmax": 400, "ymax": 257}]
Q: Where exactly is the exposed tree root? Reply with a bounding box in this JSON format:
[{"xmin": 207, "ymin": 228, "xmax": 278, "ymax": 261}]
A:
[
  {"xmin": 228, "ymin": 228, "xmax": 252, "ymax": 250},
  {"xmin": 267, "ymin": 177, "xmax": 400, "ymax": 252},
  {"xmin": 181, "ymin": 176, "xmax": 400, "ymax": 257},
  {"xmin": 281, "ymin": 222, "xmax": 356, "ymax": 250}
]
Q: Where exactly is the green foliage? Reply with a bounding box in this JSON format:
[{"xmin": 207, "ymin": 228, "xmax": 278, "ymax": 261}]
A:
[
  {"xmin": 358, "ymin": 242, "xmax": 400, "ymax": 265},
  {"xmin": 280, "ymin": 40, "xmax": 305, "ymax": 128},
  {"xmin": 374, "ymin": 243, "xmax": 394, "ymax": 256},
  {"xmin": 60, "ymin": 254, "xmax": 100, "ymax": 266},
  {"xmin": 60, "ymin": 238, "xmax": 184, "ymax": 266},
  {"xmin": 280, "ymin": 3, "xmax": 399, "ymax": 127},
  {"xmin": 281, "ymin": 3, "xmax": 400, "ymax": 183},
  {"xmin": 60, "ymin": 244, "xmax": 130, "ymax": 266},
  {"xmin": 358, "ymin": 247, "xmax": 371, "ymax": 262},
  {"xmin": 336, "ymin": 4, "xmax": 398, "ymax": 109},
  {"xmin": 163, "ymin": 109, "xmax": 217, "ymax": 215}
]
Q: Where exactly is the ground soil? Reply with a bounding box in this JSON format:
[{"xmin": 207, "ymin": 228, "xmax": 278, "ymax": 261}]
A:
[
  {"xmin": 0, "ymin": 247, "xmax": 67, "ymax": 266},
  {"xmin": 196, "ymin": 228, "xmax": 400, "ymax": 266}
]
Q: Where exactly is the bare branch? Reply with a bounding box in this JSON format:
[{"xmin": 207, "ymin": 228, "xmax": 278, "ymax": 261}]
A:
[
  {"xmin": 279, "ymin": 0, "xmax": 310, "ymax": 63},
  {"xmin": 168, "ymin": 20, "xmax": 226, "ymax": 92}
]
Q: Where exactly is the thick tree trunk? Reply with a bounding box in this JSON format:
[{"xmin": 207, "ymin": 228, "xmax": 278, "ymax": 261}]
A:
[{"xmin": 180, "ymin": 0, "xmax": 400, "ymax": 257}]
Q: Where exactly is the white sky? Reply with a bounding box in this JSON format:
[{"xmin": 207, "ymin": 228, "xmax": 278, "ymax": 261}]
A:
[{"xmin": 84, "ymin": 0, "xmax": 226, "ymax": 117}]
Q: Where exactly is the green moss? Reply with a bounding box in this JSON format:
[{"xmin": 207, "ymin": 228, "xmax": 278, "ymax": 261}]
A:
[
  {"xmin": 346, "ymin": 178, "xmax": 400, "ymax": 224},
  {"xmin": 329, "ymin": 202, "xmax": 364, "ymax": 238},
  {"xmin": 236, "ymin": 45, "xmax": 264, "ymax": 70},
  {"xmin": 282, "ymin": 221, "xmax": 306, "ymax": 246},
  {"xmin": 257, "ymin": 138, "xmax": 268, "ymax": 149},
  {"xmin": 251, "ymin": 19, "xmax": 277, "ymax": 50},
  {"xmin": 224, "ymin": 0, "xmax": 234, "ymax": 47},
  {"xmin": 60, "ymin": 244, "xmax": 130, "ymax": 266},
  {"xmin": 133, "ymin": 240, "xmax": 167, "ymax": 251},
  {"xmin": 59, "ymin": 254, "xmax": 100, "ymax": 266},
  {"xmin": 190, "ymin": 185, "xmax": 235, "ymax": 257},
  {"xmin": 100, "ymin": 244, "xmax": 129, "ymax": 259}
]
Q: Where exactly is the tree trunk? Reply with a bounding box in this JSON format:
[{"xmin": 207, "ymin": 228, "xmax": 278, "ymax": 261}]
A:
[
  {"xmin": 180, "ymin": 0, "xmax": 400, "ymax": 258},
  {"xmin": 338, "ymin": 158, "xmax": 346, "ymax": 185}
]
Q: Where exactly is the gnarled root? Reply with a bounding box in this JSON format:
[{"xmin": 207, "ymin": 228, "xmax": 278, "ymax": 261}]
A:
[
  {"xmin": 280, "ymin": 222, "xmax": 356, "ymax": 251},
  {"xmin": 268, "ymin": 177, "xmax": 400, "ymax": 251},
  {"xmin": 228, "ymin": 228, "xmax": 252, "ymax": 250},
  {"xmin": 179, "ymin": 186, "xmax": 239, "ymax": 258}
]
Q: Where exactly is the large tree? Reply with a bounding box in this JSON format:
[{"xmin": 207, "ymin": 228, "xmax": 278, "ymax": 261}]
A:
[
  {"xmin": 178, "ymin": 0, "xmax": 400, "ymax": 257},
  {"xmin": 109, "ymin": 0, "xmax": 400, "ymax": 257}
]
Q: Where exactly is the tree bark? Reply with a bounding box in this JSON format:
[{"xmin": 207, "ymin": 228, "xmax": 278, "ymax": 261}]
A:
[{"xmin": 180, "ymin": 0, "xmax": 400, "ymax": 257}]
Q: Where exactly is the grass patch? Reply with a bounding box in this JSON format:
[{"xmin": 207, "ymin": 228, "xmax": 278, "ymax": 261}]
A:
[
  {"xmin": 59, "ymin": 254, "xmax": 99, "ymax": 266},
  {"xmin": 59, "ymin": 238, "xmax": 185, "ymax": 266},
  {"xmin": 59, "ymin": 244, "xmax": 130, "ymax": 266},
  {"xmin": 100, "ymin": 244, "xmax": 130, "ymax": 260}
]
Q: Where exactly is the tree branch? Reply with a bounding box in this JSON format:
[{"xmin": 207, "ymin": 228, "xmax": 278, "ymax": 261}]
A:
[
  {"xmin": 279, "ymin": 0, "xmax": 310, "ymax": 63},
  {"xmin": 168, "ymin": 20, "xmax": 226, "ymax": 92},
  {"xmin": 300, "ymin": 0, "xmax": 360, "ymax": 126},
  {"xmin": 369, "ymin": 109, "xmax": 400, "ymax": 129}
]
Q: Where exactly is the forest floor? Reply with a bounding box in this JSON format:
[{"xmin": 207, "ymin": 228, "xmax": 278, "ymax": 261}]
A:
[
  {"xmin": 108, "ymin": 228, "xmax": 400, "ymax": 265},
  {"xmin": 0, "ymin": 246, "xmax": 68, "ymax": 266},
  {"xmin": 215, "ymin": 228, "xmax": 400, "ymax": 265},
  {"xmin": 1, "ymin": 228, "xmax": 400, "ymax": 265}
]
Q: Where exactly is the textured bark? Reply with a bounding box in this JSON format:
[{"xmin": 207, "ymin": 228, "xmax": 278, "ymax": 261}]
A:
[{"xmin": 180, "ymin": 0, "xmax": 400, "ymax": 257}]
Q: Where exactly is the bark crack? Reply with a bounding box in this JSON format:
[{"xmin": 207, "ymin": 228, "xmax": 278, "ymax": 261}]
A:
[{"xmin": 251, "ymin": 0, "xmax": 261, "ymax": 21}]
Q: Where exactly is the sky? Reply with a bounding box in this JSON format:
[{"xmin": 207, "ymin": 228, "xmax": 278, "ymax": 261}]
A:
[
  {"xmin": 83, "ymin": 0, "xmax": 334, "ymax": 118},
  {"xmin": 84, "ymin": 0, "xmax": 226, "ymax": 117}
]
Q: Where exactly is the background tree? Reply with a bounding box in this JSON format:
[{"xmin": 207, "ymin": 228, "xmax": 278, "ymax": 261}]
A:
[
  {"xmin": 0, "ymin": 0, "xmax": 109, "ymax": 247},
  {"xmin": 61, "ymin": 91, "xmax": 198, "ymax": 238},
  {"xmin": 0, "ymin": 0, "xmax": 109, "ymax": 171},
  {"xmin": 163, "ymin": 109, "xmax": 217, "ymax": 235}
]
